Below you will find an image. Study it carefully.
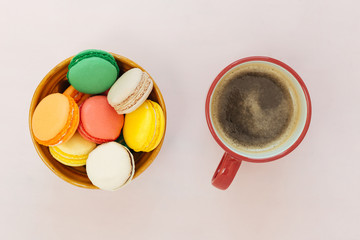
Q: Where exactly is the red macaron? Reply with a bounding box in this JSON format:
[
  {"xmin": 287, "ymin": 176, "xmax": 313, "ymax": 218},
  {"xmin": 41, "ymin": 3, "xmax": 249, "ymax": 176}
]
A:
[{"xmin": 79, "ymin": 96, "xmax": 124, "ymax": 144}]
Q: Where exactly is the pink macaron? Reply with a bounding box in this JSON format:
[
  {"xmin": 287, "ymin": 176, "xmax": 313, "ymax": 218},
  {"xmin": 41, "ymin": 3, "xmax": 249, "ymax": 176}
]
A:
[{"xmin": 78, "ymin": 96, "xmax": 124, "ymax": 144}]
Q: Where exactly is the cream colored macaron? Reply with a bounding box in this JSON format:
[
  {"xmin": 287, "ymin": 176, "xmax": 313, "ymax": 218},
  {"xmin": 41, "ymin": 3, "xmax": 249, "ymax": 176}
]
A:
[
  {"xmin": 86, "ymin": 142, "xmax": 135, "ymax": 191},
  {"xmin": 107, "ymin": 68, "xmax": 153, "ymax": 114}
]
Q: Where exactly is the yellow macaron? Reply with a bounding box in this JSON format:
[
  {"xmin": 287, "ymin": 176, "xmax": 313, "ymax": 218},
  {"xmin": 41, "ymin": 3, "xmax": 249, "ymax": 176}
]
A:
[
  {"xmin": 123, "ymin": 100, "xmax": 165, "ymax": 152},
  {"xmin": 49, "ymin": 131, "xmax": 96, "ymax": 166}
]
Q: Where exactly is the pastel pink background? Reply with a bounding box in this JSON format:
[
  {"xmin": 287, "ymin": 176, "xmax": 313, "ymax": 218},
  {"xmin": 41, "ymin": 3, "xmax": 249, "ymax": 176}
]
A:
[{"xmin": 1, "ymin": 0, "xmax": 359, "ymax": 239}]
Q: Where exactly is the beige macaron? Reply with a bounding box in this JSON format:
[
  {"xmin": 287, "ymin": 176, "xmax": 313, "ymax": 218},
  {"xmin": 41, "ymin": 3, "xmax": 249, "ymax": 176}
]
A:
[{"xmin": 107, "ymin": 68, "xmax": 153, "ymax": 114}]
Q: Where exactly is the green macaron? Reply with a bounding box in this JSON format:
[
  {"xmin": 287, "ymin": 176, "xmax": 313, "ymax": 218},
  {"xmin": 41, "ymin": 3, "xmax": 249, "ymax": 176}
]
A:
[
  {"xmin": 67, "ymin": 49, "xmax": 120, "ymax": 94},
  {"xmin": 116, "ymin": 131, "xmax": 132, "ymax": 151}
]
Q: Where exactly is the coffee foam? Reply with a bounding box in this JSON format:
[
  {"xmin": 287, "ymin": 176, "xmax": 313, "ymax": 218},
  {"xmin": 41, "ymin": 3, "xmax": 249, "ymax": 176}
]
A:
[{"xmin": 210, "ymin": 62, "xmax": 301, "ymax": 155}]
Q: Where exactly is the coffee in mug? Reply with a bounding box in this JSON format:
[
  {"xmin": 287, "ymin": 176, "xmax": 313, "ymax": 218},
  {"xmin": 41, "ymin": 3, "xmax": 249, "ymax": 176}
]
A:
[{"xmin": 210, "ymin": 62, "xmax": 301, "ymax": 154}]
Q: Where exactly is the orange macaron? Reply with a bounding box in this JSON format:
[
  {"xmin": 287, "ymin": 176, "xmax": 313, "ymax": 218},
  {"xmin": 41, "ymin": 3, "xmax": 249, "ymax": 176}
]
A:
[
  {"xmin": 63, "ymin": 85, "xmax": 91, "ymax": 106},
  {"xmin": 31, "ymin": 93, "xmax": 79, "ymax": 146}
]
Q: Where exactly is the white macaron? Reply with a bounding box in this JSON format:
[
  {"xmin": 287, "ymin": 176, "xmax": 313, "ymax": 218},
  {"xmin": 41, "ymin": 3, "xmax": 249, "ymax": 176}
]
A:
[{"xmin": 86, "ymin": 142, "xmax": 135, "ymax": 191}]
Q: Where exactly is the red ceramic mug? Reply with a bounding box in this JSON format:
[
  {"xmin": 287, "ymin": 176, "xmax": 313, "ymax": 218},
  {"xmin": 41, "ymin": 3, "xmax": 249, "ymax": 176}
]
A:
[{"xmin": 205, "ymin": 56, "xmax": 311, "ymax": 190}]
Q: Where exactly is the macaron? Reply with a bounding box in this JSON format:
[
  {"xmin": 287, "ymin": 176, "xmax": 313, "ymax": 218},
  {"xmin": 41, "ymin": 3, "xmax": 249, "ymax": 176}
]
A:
[
  {"xmin": 67, "ymin": 49, "xmax": 120, "ymax": 94},
  {"xmin": 86, "ymin": 142, "xmax": 135, "ymax": 191},
  {"xmin": 116, "ymin": 131, "xmax": 131, "ymax": 150},
  {"xmin": 32, "ymin": 93, "xmax": 79, "ymax": 146},
  {"xmin": 78, "ymin": 95, "xmax": 124, "ymax": 144},
  {"xmin": 49, "ymin": 131, "xmax": 96, "ymax": 167},
  {"xmin": 107, "ymin": 68, "xmax": 153, "ymax": 114},
  {"xmin": 123, "ymin": 100, "xmax": 165, "ymax": 152},
  {"xmin": 63, "ymin": 85, "xmax": 91, "ymax": 106}
]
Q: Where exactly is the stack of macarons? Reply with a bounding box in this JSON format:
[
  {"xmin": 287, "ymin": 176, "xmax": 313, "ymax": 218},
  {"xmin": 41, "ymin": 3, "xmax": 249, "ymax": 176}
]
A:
[{"xmin": 31, "ymin": 49, "xmax": 165, "ymax": 191}]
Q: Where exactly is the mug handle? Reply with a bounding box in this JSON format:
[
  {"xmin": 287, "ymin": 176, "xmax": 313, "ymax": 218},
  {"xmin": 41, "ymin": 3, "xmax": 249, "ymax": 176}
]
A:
[{"xmin": 212, "ymin": 152, "xmax": 241, "ymax": 190}]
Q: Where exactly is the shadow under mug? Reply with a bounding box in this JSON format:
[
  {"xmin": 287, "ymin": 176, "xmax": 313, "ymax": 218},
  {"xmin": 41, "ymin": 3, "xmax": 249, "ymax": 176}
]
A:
[{"xmin": 205, "ymin": 56, "xmax": 312, "ymax": 190}]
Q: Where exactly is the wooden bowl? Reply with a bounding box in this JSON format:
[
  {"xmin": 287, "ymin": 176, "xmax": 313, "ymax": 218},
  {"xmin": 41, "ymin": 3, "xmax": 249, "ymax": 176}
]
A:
[{"xmin": 29, "ymin": 53, "xmax": 166, "ymax": 189}]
